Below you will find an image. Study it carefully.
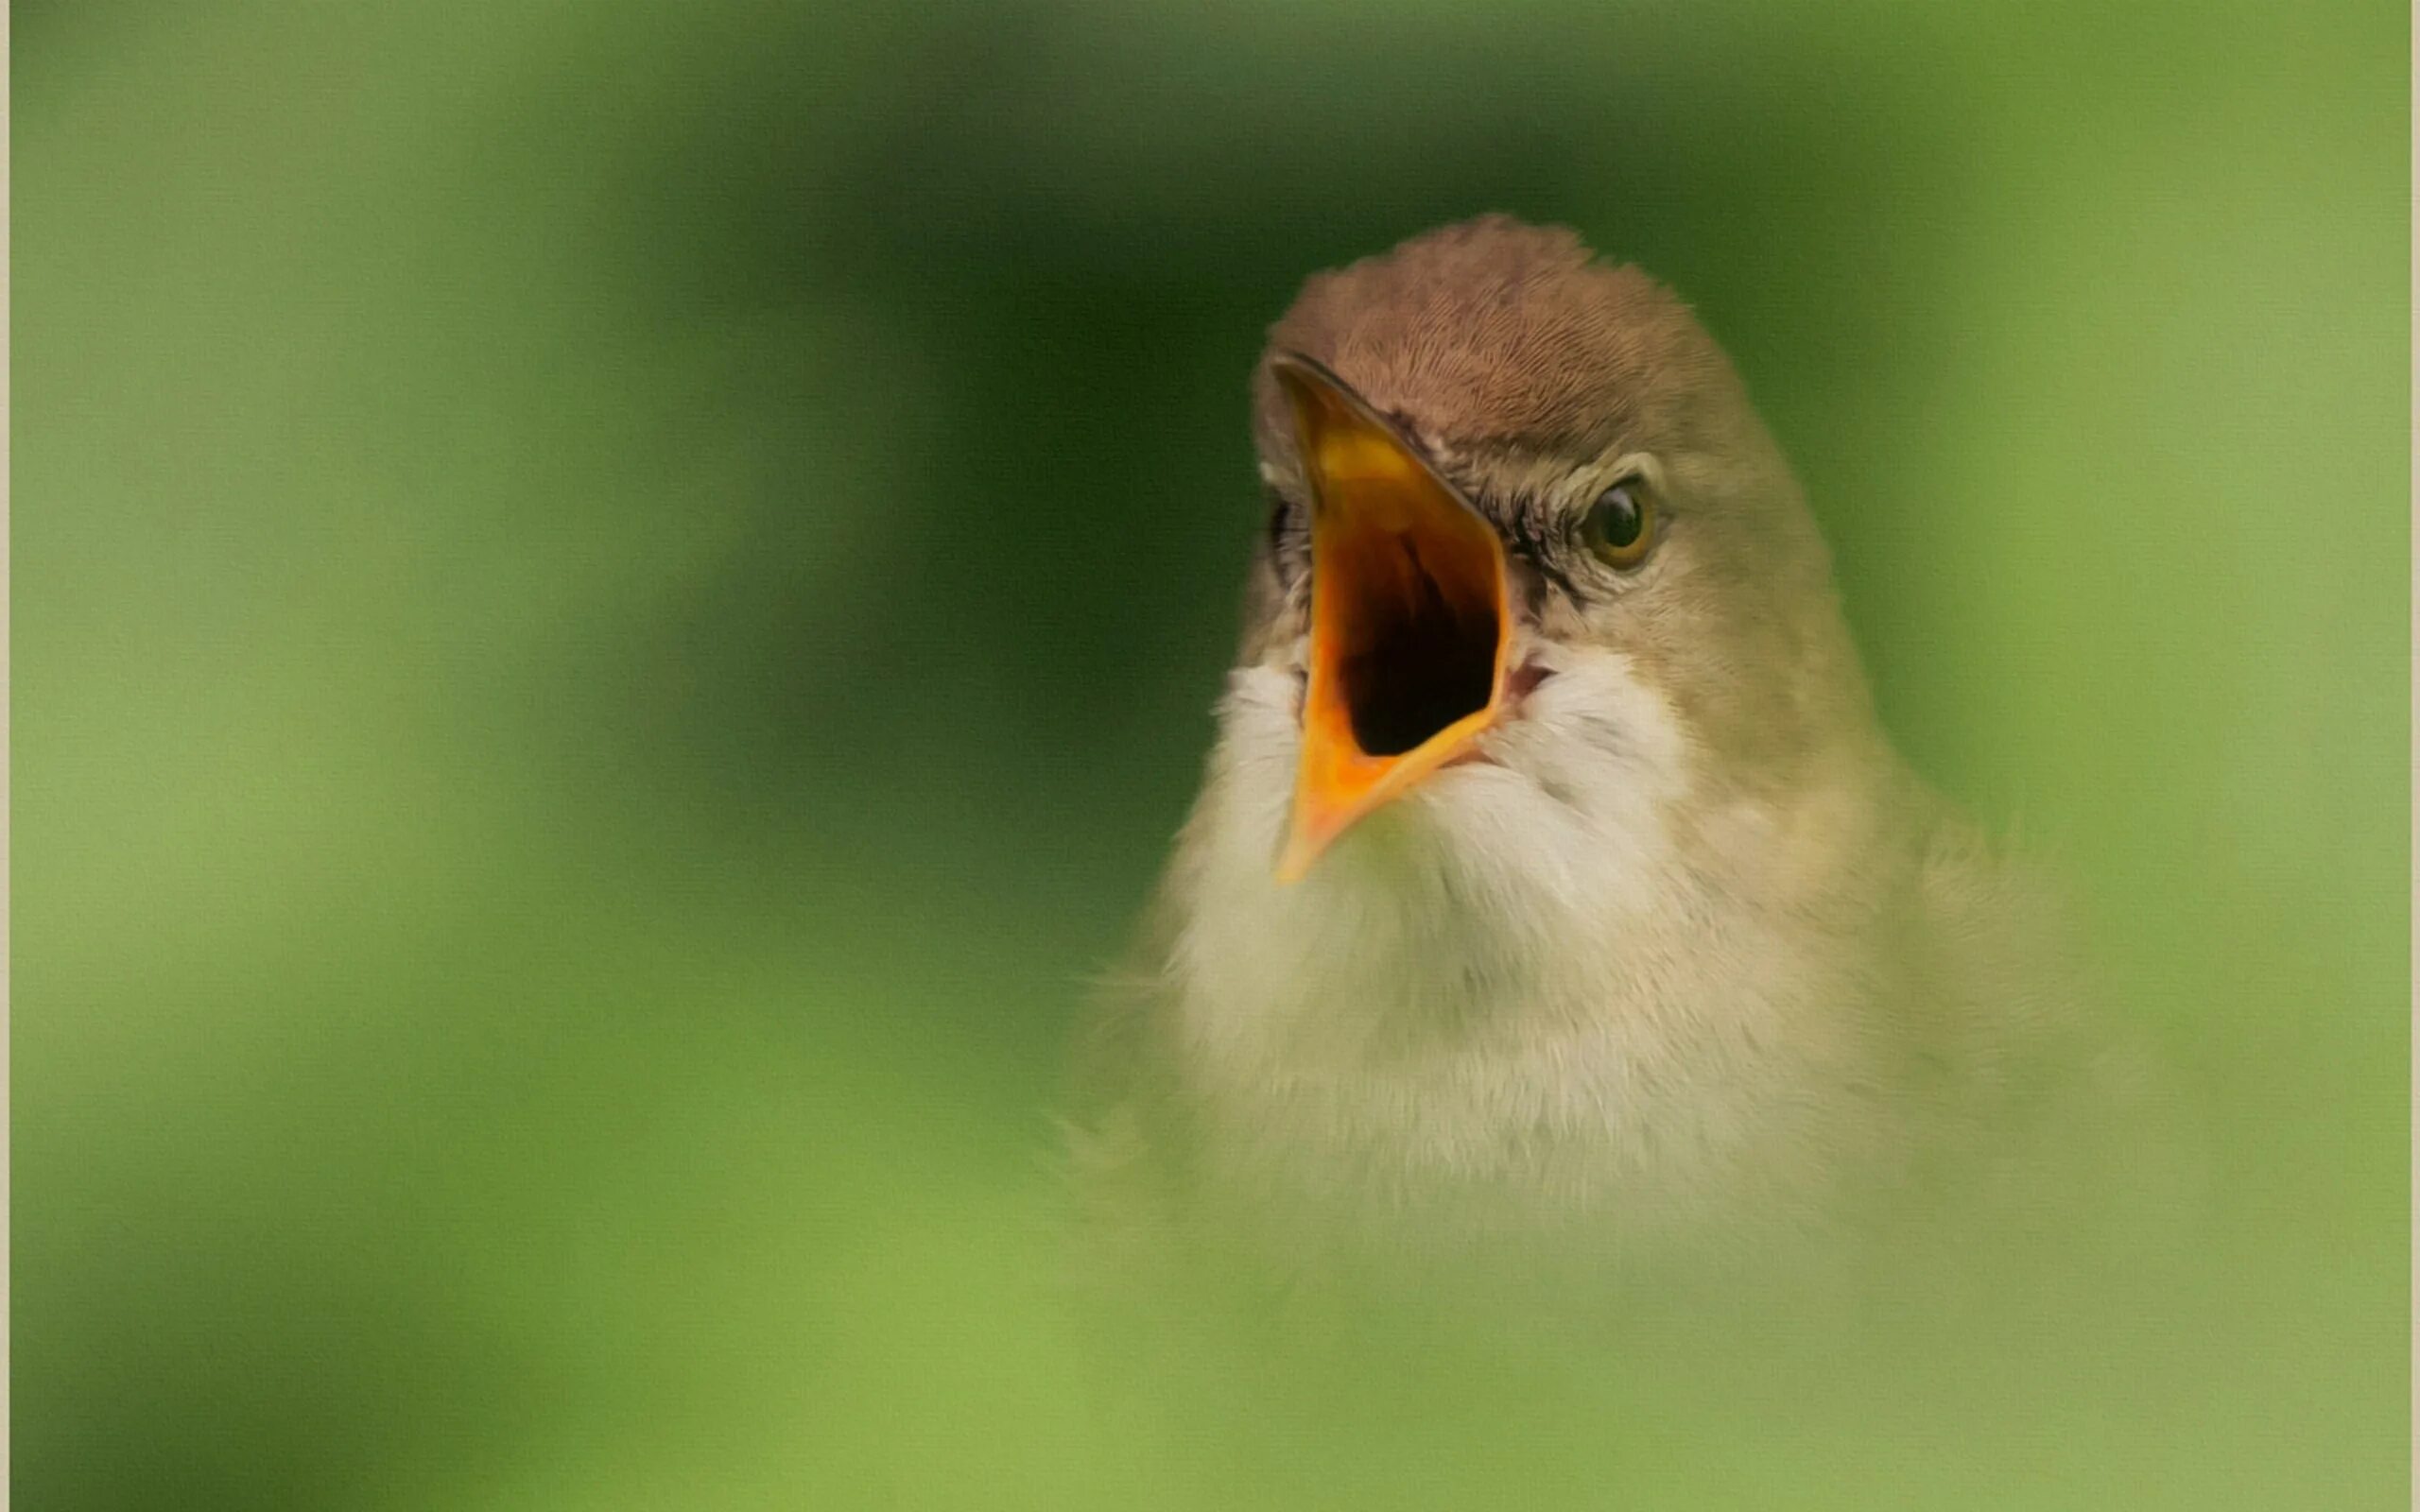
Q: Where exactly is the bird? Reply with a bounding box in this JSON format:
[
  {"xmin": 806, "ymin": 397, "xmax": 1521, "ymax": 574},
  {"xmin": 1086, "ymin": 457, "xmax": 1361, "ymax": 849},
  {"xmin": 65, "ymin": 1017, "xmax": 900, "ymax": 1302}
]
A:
[{"xmin": 1067, "ymin": 215, "xmax": 2171, "ymax": 1319}]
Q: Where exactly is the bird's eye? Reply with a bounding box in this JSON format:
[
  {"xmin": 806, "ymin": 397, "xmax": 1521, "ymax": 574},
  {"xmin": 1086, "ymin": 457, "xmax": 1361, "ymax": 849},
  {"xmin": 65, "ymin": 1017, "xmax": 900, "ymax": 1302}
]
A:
[{"xmin": 1582, "ymin": 481, "xmax": 1654, "ymax": 568}]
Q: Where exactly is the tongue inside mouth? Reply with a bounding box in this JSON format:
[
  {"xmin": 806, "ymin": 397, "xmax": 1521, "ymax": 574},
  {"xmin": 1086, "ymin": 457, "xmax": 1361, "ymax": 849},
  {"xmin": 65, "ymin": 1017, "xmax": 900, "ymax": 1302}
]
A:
[{"xmin": 1332, "ymin": 529, "xmax": 1502, "ymax": 757}]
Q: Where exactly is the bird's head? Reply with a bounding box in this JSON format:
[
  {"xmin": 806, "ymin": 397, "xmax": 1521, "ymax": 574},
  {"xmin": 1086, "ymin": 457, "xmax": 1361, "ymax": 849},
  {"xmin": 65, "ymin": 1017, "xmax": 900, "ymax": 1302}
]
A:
[{"xmin": 1210, "ymin": 216, "xmax": 1879, "ymax": 902}]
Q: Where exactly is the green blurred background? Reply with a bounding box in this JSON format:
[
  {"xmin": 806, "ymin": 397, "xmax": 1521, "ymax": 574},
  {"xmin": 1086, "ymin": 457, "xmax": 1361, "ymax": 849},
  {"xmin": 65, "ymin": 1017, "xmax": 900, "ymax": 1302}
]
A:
[{"xmin": 14, "ymin": 0, "xmax": 2409, "ymax": 1506}]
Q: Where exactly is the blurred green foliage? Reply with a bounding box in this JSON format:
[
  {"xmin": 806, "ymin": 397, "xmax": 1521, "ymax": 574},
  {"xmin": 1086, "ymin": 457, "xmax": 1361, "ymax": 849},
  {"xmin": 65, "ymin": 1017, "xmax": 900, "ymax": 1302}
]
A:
[{"xmin": 15, "ymin": 0, "xmax": 2408, "ymax": 1506}]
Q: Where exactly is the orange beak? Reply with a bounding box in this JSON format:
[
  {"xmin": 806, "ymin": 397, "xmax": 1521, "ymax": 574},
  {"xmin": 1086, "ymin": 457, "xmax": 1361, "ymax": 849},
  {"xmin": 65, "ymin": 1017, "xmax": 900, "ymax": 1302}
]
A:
[{"xmin": 1271, "ymin": 353, "xmax": 1513, "ymax": 883}]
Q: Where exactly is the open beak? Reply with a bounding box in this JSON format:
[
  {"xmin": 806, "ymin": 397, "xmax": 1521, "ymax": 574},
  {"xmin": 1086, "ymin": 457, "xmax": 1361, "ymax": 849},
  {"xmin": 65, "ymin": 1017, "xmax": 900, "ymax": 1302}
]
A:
[{"xmin": 1271, "ymin": 353, "xmax": 1512, "ymax": 883}]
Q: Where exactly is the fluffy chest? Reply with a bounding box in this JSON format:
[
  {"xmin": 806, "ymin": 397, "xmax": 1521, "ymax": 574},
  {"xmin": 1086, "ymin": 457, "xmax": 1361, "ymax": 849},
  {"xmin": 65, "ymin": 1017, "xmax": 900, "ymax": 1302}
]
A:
[
  {"xmin": 1167, "ymin": 801, "xmax": 1879, "ymax": 1250},
  {"xmin": 1141, "ymin": 662, "xmax": 1911, "ymax": 1260}
]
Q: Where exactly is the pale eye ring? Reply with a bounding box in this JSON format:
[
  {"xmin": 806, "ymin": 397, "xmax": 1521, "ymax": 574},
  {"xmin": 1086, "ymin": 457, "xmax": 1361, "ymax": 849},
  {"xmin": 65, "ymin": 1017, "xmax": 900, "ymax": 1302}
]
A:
[{"xmin": 1582, "ymin": 480, "xmax": 1654, "ymax": 568}]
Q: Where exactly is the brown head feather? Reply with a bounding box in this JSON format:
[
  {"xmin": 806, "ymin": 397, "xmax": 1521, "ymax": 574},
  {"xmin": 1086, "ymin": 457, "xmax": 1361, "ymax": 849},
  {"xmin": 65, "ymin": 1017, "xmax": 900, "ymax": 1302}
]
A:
[{"xmin": 1252, "ymin": 215, "xmax": 1749, "ymax": 465}]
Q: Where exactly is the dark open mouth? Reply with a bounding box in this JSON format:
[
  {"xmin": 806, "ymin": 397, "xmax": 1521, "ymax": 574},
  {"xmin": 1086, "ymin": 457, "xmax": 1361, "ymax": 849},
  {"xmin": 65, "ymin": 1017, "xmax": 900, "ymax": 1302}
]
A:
[
  {"xmin": 1332, "ymin": 536, "xmax": 1502, "ymax": 757},
  {"xmin": 1269, "ymin": 349, "xmax": 1512, "ymax": 881}
]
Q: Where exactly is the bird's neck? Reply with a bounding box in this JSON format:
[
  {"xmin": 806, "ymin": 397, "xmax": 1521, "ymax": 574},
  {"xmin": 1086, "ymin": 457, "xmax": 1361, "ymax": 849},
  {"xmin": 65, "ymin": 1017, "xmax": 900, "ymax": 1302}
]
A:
[{"xmin": 1152, "ymin": 733, "xmax": 1921, "ymax": 1253}]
